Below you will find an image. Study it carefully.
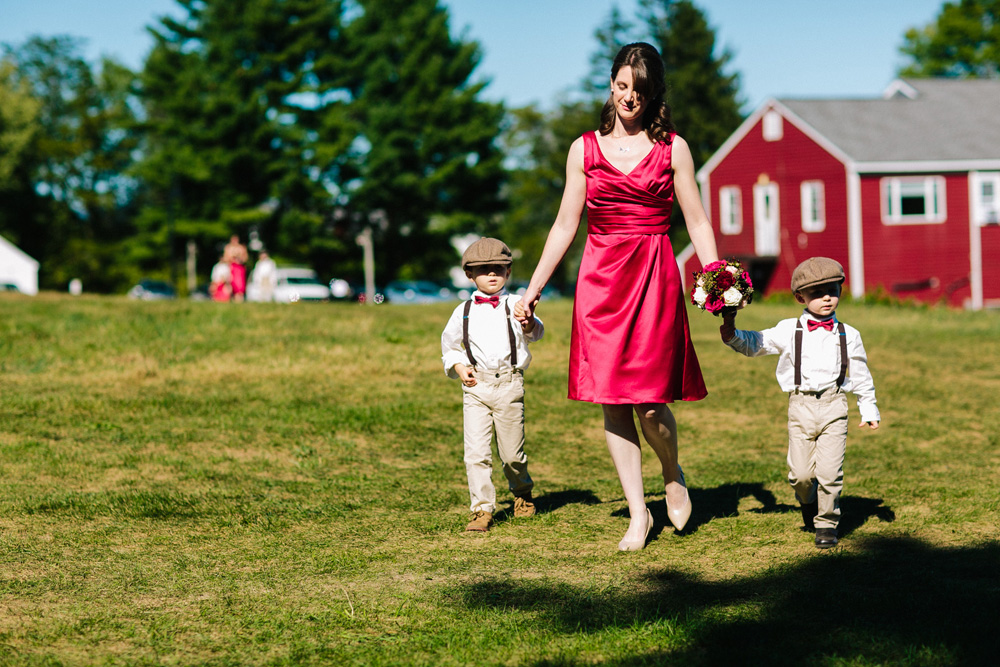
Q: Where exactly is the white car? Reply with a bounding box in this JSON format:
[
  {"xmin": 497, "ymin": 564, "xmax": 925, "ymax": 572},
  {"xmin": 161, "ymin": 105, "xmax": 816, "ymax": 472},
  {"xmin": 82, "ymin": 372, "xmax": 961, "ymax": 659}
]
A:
[{"xmin": 270, "ymin": 268, "xmax": 331, "ymax": 303}]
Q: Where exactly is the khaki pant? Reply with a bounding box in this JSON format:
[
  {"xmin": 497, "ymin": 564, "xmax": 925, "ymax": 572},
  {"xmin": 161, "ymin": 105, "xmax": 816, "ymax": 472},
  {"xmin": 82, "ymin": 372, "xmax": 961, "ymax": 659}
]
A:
[
  {"xmin": 462, "ymin": 368, "xmax": 533, "ymax": 513},
  {"xmin": 787, "ymin": 388, "xmax": 848, "ymax": 530}
]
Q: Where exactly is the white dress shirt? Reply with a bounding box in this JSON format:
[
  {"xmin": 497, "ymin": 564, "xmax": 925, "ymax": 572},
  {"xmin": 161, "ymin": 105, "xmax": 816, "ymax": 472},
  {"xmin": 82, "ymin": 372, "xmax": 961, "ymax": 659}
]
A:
[
  {"xmin": 724, "ymin": 310, "xmax": 879, "ymax": 423},
  {"xmin": 441, "ymin": 290, "xmax": 544, "ymax": 379}
]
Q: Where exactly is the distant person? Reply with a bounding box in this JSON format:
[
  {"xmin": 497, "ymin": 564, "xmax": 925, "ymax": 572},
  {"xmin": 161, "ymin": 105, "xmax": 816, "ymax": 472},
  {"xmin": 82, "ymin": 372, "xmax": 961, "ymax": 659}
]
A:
[
  {"xmin": 514, "ymin": 42, "xmax": 720, "ymax": 551},
  {"xmin": 251, "ymin": 251, "xmax": 277, "ymax": 302},
  {"xmin": 720, "ymin": 257, "xmax": 880, "ymax": 549},
  {"xmin": 441, "ymin": 238, "xmax": 544, "ymax": 533},
  {"xmin": 210, "ymin": 255, "xmax": 231, "ymax": 302},
  {"xmin": 223, "ymin": 235, "xmax": 249, "ymax": 302}
]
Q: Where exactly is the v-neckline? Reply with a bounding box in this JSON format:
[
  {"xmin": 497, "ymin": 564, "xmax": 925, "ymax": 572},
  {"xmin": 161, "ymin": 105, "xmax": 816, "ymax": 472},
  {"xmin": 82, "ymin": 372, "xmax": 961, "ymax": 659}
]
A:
[{"xmin": 593, "ymin": 132, "xmax": 657, "ymax": 177}]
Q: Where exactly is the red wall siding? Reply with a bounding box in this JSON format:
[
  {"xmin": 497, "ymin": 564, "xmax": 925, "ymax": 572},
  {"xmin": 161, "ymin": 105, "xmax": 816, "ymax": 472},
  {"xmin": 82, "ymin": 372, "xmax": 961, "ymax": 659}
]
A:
[
  {"xmin": 982, "ymin": 225, "xmax": 1000, "ymax": 306},
  {"xmin": 701, "ymin": 112, "xmax": 849, "ymax": 296},
  {"xmin": 859, "ymin": 173, "xmax": 971, "ymax": 307}
]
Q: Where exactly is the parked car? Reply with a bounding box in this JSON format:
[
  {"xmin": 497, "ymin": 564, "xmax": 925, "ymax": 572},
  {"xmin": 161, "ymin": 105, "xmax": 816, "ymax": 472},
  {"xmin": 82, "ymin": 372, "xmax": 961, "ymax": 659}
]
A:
[
  {"xmin": 127, "ymin": 279, "xmax": 176, "ymax": 300},
  {"xmin": 272, "ymin": 268, "xmax": 331, "ymax": 303},
  {"xmin": 383, "ymin": 280, "xmax": 457, "ymax": 304}
]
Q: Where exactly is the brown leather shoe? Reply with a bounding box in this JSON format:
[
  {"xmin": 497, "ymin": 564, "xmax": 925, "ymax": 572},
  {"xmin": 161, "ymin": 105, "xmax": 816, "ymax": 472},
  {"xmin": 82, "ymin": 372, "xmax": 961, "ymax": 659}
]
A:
[
  {"xmin": 513, "ymin": 494, "xmax": 536, "ymax": 518},
  {"xmin": 465, "ymin": 511, "xmax": 493, "ymax": 532}
]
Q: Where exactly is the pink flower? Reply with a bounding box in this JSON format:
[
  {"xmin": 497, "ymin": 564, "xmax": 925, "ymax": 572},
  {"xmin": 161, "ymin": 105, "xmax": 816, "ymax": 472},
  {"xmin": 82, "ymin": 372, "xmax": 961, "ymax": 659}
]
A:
[
  {"xmin": 703, "ymin": 260, "xmax": 725, "ymax": 273},
  {"xmin": 742, "ymin": 271, "xmax": 752, "ymax": 286},
  {"xmin": 705, "ymin": 295, "xmax": 725, "ymax": 313}
]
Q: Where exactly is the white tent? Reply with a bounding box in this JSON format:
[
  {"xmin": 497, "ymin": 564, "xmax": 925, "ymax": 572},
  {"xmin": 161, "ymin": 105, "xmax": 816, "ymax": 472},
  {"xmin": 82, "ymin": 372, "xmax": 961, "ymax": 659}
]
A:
[{"xmin": 0, "ymin": 234, "xmax": 40, "ymax": 295}]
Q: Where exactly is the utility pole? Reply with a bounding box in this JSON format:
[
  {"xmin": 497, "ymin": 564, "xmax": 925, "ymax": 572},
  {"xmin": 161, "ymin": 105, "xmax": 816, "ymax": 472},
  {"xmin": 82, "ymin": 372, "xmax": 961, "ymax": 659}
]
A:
[{"xmin": 356, "ymin": 227, "xmax": 375, "ymax": 304}]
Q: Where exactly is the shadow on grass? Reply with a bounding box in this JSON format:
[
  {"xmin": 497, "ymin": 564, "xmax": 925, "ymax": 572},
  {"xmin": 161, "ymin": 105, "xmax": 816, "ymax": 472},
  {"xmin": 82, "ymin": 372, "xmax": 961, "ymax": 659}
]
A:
[
  {"xmin": 610, "ymin": 483, "xmax": 895, "ymax": 537},
  {"xmin": 494, "ymin": 489, "xmax": 601, "ymax": 523},
  {"xmin": 446, "ymin": 537, "xmax": 999, "ymax": 665}
]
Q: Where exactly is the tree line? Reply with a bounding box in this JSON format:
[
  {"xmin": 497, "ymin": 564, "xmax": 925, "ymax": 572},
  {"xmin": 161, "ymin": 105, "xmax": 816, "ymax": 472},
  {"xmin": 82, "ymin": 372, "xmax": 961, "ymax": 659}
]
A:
[{"xmin": 1, "ymin": 0, "xmax": 991, "ymax": 294}]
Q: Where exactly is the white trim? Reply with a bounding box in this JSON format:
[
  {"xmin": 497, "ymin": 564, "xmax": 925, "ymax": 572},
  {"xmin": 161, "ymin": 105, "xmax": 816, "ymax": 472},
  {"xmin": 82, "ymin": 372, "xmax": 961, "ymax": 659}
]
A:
[
  {"xmin": 753, "ymin": 182, "xmax": 780, "ymax": 256},
  {"xmin": 880, "ymin": 176, "xmax": 947, "ymax": 224},
  {"xmin": 969, "ymin": 175, "xmax": 984, "ymax": 310},
  {"xmin": 800, "ymin": 180, "xmax": 825, "ymax": 232},
  {"xmin": 970, "ymin": 171, "xmax": 1000, "ymax": 225},
  {"xmin": 847, "ymin": 165, "xmax": 865, "ymax": 299},
  {"xmin": 698, "ymin": 103, "xmax": 773, "ymax": 179},
  {"xmin": 676, "ymin": 243, "xmax": 696, "ymax": 293},
  {"xmin": 856, "ymin": 159, "xmax": 1000, "ymax": 174},
  {"xmin": 769, "ymin": 100, "xmax": 855, "ymax": 165},
  {"xmin": 762, "ymin": 110, "xmax": 783, "ymax": 141},
  {"xmin": 882, "ymin": 79, "xmax": 920, "ymax": 100},
  {"xmin": 719, "ymin": 186, "xmax": 743, "ymax": 235}
]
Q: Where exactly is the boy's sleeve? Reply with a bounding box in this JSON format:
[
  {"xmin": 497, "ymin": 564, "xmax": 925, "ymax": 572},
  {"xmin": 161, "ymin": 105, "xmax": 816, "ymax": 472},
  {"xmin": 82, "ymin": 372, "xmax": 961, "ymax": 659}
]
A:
[
  {"xmin": 724, "ymin": 321, "xmax": 787, "ymax": 358},
  {"xmin": 847, "ymin": 329, "xmax": 880, "ymax": 423},
  {"xmin": 441, "ymin": 305, "xmax": 467, "ymax": 379}
]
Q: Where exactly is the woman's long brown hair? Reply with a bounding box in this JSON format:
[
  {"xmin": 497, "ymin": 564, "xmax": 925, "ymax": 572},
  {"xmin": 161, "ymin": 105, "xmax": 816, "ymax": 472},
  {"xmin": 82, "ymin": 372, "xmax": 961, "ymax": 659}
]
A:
[{"xmin": 598, "ymin": 42, "xmax": 674, "ymax": 143}]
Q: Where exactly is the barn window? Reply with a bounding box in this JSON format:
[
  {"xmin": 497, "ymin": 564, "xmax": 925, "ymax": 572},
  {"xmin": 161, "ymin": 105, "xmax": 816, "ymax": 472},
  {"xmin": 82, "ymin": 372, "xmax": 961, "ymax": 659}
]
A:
[
  {"xmin": 762, "ymin": 111, "xmax": 783, "ymax": 141},
  {"xmin": 881, "ymin": 176, "xmax": 946, "ymax": 224},
  {"xmin": 800, "ymin": 181, "xmax": 825, "ymax": 232},
  {"xmin": 719, "ymin": 186, "xmax": 742, "ymax": 235}
]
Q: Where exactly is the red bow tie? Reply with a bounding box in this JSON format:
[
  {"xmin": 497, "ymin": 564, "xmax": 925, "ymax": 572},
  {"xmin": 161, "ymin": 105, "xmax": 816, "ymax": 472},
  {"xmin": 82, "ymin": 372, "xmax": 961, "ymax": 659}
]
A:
[
  {"xmin": 807, "ymin": 319, "xmax": 835, "ymax": 332},
  {"xmin": 474, "ymin": 294, "xmax": 500, "ymax": 308}
]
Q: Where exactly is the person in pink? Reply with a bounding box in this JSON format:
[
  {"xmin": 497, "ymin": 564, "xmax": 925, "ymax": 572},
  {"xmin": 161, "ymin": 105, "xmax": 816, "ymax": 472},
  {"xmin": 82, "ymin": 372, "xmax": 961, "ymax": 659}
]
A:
[
  {"xmin": 223, "ymin": 235, "xmax": 249, "ymax": 302},
  {"xmin": 516, "ymin": 42, "xmax": 721, "ymax": 551}
]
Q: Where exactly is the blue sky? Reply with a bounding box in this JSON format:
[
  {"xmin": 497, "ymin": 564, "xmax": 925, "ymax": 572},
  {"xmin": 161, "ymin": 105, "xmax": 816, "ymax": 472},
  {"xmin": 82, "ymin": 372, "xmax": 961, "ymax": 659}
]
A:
[{"xmin": 1, "ymin": 0, "xmax": 947, "ymax": 111}]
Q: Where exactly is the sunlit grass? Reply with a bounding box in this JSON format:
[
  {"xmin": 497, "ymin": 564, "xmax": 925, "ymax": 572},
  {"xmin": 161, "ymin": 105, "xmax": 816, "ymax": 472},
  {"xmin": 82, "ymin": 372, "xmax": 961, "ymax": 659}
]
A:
[{"xmin": 0, "ymin": 292, "xmax": 997, "ymax": 665}]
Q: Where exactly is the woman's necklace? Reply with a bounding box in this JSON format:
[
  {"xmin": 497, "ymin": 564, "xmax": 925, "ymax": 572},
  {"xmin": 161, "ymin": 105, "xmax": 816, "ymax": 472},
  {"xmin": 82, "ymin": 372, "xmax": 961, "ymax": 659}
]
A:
[{"xmin": 613, "ymin": 132, "xmax": 641, "ymax": 153}]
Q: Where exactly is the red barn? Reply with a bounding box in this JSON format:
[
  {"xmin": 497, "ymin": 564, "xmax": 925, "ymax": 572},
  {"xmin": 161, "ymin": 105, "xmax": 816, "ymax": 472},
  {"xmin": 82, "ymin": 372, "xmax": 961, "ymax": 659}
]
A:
[{"xmin": 678, "ymin": 78, "xmax": 1000, "ymax": 309}]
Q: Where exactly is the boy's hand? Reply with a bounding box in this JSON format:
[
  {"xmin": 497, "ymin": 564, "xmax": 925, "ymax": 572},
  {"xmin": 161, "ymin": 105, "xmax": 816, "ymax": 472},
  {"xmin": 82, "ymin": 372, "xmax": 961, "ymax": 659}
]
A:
[
  {"xmin": 514, "ymin": 299, "xmax": 535, "ymax": 333},
  {"xmin": 862, "ymin": 420, "xmax": 880, "ymax": 430},
  {"xmin": 455, "ymin": 363, "xmax": 477, "ymax": 387},
  {"xmin": 720, "ymin": 310, "xmax": 737, "ymax": 343},
  {"xmin": 515, "ymin": 288, "xmax": 540, "ymax": 322}
]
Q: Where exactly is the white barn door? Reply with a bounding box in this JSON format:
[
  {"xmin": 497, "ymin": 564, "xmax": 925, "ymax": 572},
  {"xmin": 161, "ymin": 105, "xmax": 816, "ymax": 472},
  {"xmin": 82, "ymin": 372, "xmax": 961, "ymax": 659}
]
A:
[{"xmin": 754, "ymin": 182, "xmax": 780, "ymax": 256}]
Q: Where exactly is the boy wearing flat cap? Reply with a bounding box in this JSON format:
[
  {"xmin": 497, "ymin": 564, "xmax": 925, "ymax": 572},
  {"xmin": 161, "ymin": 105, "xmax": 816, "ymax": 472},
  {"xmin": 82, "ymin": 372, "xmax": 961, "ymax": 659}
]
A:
[
  {"xmin": 719, "ymin": 257, "xmax": 879, "ymax": 549},
  {"xmin": 441, "ymin": 237, "xmax": 544, "ymax": 532}
]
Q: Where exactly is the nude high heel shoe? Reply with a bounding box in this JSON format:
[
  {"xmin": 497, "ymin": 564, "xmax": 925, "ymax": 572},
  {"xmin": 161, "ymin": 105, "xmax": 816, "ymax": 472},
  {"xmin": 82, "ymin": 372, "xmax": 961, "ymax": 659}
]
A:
[
  {"xmin": 617, "ymin": 508, "xmax": 654, "ymax": 551},
  {"xmin": 665, "ymin": 467, "xmax": 692, "ymax": 531}
]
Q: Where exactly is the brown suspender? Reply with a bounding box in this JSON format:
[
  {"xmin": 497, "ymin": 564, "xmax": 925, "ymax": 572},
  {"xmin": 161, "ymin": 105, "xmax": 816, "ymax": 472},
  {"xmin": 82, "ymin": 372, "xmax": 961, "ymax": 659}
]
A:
[
  {"xmin": 794, "ymin": 320, "xmax": 847, "ymax": 389},
  {"xmin": 462, "ymin": 298, "xmax": 518, "ymax": 369}
]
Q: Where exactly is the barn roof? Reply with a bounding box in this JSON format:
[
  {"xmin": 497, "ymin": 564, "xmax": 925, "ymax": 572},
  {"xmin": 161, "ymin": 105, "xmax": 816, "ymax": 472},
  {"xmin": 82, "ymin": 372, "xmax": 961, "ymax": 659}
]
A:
[{"xmin": 779, "ymin": 78, "xmax": 1000, "ymax": 164}]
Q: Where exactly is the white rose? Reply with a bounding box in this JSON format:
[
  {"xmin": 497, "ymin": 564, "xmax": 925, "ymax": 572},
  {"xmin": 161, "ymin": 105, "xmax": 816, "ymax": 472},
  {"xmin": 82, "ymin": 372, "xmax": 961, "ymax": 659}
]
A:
[
  {"xmin": 693, "ymin": 286, "xmax": 708, "ymax": 305},
  {"xmin": 723, "ymin": 286, "xmax": 743, "ymax": 306},
  {"xmin": 725, "ymin": 265, "xmax": 739, "ymax": 275}
]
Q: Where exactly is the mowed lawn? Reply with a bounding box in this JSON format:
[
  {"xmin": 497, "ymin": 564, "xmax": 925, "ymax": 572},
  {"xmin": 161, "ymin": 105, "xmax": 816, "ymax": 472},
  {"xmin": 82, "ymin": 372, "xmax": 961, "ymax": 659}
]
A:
[{"xmin": 1, "ymin": 293, "xmax": 997, "ymax": 666}]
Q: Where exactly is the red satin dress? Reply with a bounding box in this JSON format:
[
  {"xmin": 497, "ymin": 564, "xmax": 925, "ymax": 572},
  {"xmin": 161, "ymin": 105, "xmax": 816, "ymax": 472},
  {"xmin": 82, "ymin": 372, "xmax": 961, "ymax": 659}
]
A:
[{"xmin": 568, "ymin": 131, "xmax": 707, "ymax": 404}]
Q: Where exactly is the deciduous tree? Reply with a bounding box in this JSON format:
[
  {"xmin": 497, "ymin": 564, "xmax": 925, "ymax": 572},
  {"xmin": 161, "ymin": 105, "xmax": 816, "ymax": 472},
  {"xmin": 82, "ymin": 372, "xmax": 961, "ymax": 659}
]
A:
[{"xmin": 900, "ymin": 0, "xmax": 1000, "ymax": 78}]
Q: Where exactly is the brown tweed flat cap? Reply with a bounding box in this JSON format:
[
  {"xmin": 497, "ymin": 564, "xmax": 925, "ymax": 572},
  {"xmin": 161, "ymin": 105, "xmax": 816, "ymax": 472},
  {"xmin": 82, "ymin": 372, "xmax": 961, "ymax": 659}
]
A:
[
  {"xmin": 461, "ymin": 237, "xmax": 512, "ymax": 270},
  {"xmin": 791, "ymin": 257, "xmax": 845, "ymax": 293}
]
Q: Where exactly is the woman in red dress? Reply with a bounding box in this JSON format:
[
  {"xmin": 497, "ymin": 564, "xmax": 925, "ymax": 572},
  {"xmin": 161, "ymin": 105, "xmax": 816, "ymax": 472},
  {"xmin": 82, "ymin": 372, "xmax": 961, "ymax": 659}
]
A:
[{"xmin": 517, "ymin": 43, "xmax": 720, "ymax": 551}]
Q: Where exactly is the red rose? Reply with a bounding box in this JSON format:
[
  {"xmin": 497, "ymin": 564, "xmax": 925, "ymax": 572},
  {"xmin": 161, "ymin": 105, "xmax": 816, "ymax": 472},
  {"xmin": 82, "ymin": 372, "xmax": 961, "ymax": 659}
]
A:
[{"xmin": 715, "ymin": 271, "xmax": 735, "ymax": 290}]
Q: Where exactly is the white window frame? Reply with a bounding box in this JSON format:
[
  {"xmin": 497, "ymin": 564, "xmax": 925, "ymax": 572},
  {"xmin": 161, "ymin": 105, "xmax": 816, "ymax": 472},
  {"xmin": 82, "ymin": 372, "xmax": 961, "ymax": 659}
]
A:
[
  {"xmin": 719, "ymin": 186, "xmax": 743, "ymax": 235},
  {"xmin": 971, "ymin": 171, "xmax": 1000, "ymax": 226},
  {"xmin": 762, "ymin": 110, "xmax": 783, "ymax": 142},
  {"xmin": 800, "ymin": 181, "xmax": 826, "ymax": 232},
  {"xmin": 881, "ymin": 176, "xmax": 947, "ymax": 224}
]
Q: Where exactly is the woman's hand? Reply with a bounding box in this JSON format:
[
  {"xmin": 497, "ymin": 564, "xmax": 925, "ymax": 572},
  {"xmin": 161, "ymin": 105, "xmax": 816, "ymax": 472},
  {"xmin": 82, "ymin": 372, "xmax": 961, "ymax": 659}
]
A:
[{"xmin": 515, "ymin": 289, "xmax": 540, "ymax": 322}]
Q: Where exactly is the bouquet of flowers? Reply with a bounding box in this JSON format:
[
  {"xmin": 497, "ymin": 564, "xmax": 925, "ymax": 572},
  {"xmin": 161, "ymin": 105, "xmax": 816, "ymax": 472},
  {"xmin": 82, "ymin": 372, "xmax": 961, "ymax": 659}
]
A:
[{"xmin": 691, "ymin": 259, "xmax": 754, "ymax": 315}]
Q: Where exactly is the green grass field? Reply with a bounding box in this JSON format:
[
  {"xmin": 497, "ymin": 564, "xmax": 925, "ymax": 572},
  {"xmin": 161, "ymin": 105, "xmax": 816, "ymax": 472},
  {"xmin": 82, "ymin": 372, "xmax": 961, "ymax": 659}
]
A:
[{"xmin": 1, "ymin": 293, "xmax": 998, "ymax": 666}]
